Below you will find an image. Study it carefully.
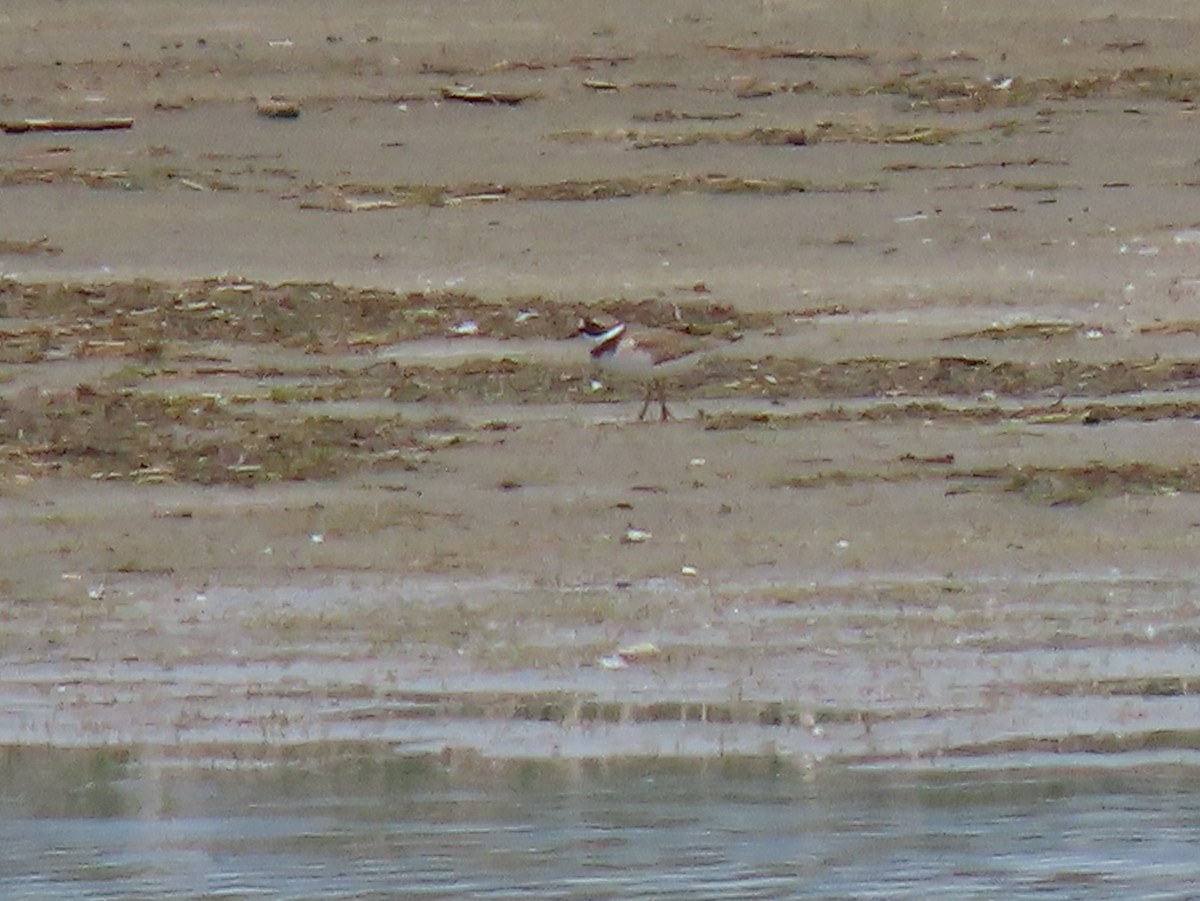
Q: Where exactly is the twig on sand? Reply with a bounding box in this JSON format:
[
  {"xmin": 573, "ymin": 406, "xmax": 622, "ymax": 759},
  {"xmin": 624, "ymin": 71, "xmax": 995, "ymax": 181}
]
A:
[
  {"xmin": 0, "ymin": 235, "xmax": 61, "ymax": 255},
  {"xmin": 1, "ymin": 117, "xmax": 134, "ymax": 134},
  {"xmin": 441, "ymin": 85, "xmax": 538, "ymax": 105},
  {"xmin": 709, "ymin": 44, "xmax": 871, "ymax": 62},
  {"xmin": 255, "ymin": 98, "xmax": 301, "ymax": 119}
]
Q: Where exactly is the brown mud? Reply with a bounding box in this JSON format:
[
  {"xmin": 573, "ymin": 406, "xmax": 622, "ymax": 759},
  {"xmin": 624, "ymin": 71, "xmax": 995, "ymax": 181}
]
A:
[{"xmin": 3, "ymin": 1, "xmax": 1200, "ymax": 768}]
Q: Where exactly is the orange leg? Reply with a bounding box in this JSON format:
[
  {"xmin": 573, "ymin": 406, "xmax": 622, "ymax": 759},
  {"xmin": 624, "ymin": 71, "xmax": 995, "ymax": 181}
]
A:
[
  {"xmin": 637, "ymin": 382, "xmax": 654, "ymax": 421},
  {"xmin": 637, "ymin": 380, "xmax": 672, "ymax": 422}
]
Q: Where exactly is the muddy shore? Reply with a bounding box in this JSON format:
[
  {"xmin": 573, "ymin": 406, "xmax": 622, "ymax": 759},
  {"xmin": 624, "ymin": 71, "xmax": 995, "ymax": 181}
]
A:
[{"xmin": 3, "ymin": 1, "xmax": 1200, "ymax": 767}]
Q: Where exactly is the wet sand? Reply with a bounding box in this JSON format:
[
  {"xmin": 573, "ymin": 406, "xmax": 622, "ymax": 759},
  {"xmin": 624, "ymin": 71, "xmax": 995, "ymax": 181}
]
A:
[{"xmin": 3, "ymin": 1, "xmax": 1200, "ymax": 767}]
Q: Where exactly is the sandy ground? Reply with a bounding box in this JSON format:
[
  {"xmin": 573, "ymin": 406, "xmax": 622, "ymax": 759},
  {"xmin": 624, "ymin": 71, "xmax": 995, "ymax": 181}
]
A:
[{"xmin": 4, "ymin": 0, "xmax": 1200, "ymax": 767}]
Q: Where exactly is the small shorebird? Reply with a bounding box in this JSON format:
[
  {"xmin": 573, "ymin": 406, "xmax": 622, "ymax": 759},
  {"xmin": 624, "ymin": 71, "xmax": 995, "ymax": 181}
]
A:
[{"xmin": 577, "ymin": 316, "xmax": 708, "ymax": 421}]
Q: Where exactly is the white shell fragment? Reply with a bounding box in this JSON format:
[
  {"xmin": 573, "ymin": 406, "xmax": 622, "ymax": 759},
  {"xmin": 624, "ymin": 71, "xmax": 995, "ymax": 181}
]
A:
[
  {"xmin": 598, "ymin": 641, "xmax": 663, "ymax": 672},
  {"xmin": 617, "ymin": 641, "xmax": 661, "ymax": 662}
]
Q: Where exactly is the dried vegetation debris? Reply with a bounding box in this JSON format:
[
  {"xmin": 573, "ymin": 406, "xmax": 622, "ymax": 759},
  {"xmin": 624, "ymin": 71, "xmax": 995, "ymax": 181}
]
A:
[
  {"xmin": 0, "ymin": 278, "xmax": 573, "ymax": 350},
  {"xmin": 882, "ymin": 156, "xmax": 1069, "ymax": 173},
  {"xmin": 548, "ymin": 120, "xmax": 963, "ymax": 149},
  {"xmin": 773, "ymin": 458, "xmax": 1200, "ymax": 505},
  {"xmin": 0, "ymin": 387, "xmax": 442, "ymax": 484},
  {"xmin": 0, "ymin": 236, "xmax": 61, "ymax": 256},
  {"xmin": 704, "ymin": 355, "xmax": 1200, "ymax": 402},
  {"xmin": 997, "ymin": 462, "xmax": 1200, "ymax": 505},
  {"xmin": 305, "ymin": 173, "xmax": 852, "ymax": 211},
  {"xmin": 0, "ymin": 279, "xmax": 759, "ymax": 351},
  {"xmin": 0, "ymin": 279, "xmax": 763, "ymax": 484},
  {"xmin": 4, "ymin": 277, "xmax": 1200, "ymax": 497},
  {"xmin": 709, "ymin": 44, "xmax": 873, "ymax": 63},
  {"xmin": 871, "ymin": 65, "xmax": 1200, "ymax": 110}
]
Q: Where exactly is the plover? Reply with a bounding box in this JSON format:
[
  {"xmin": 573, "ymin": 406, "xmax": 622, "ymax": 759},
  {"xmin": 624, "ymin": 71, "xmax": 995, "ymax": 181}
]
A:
[{"xmin": 577, "ymin": 316, "xmax": 708, "ymax": 421}]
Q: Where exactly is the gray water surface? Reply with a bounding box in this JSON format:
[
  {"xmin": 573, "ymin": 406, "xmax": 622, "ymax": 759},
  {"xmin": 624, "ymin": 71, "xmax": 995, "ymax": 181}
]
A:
[{"xmin": 3, "ymin": 751, "xmax": 1200, "ymax": 900}]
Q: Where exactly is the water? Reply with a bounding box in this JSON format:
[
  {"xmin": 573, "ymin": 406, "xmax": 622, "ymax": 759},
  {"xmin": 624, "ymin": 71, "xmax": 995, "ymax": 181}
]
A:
[{"xmin": 3, "ymin": 751, "xmax": 1200, "ymax": 900}]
